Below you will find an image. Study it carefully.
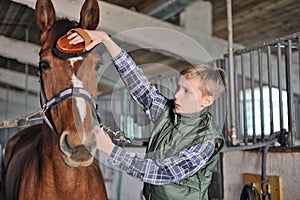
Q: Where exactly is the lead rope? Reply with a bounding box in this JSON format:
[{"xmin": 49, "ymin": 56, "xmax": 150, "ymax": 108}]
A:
[
  {"xmin": 261, "ymin": 145, "xmax": 272, "ymax": 200},
  {"xmin": 239, "ymin": 145, "xmax": 272, "ymax": 200},
  {"xmin": 237, "ymin": 132, "xmax": 280, "ymax": 200}
]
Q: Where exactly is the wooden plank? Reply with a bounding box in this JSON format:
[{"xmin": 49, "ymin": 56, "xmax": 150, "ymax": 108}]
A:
[
  {"xmin": 243, "ymin": 173, "xmax": 282, "ymax": 200},
  {"xmin": 210, "ymin": 0, "xmax": 300, "ymax": 45},
  {"xmin": 214, "ymin": 0, "xmax": 297, "ymax": 32}
]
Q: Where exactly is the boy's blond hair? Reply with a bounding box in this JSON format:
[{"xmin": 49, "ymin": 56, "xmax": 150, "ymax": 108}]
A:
[{"xmin": 180, "ymin": 63, "xmax": 227, "ymax": 99}]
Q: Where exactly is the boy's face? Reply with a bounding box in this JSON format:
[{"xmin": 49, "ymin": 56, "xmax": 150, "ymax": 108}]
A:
[{"xmin": 174, "ymin": 75, "xmax": 213, "ymax": 114}]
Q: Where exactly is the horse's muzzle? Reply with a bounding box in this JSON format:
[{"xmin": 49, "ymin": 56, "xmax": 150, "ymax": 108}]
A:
[{"xmin": 59, "ymin": 129, "xmax": 97, "ymax": 167}]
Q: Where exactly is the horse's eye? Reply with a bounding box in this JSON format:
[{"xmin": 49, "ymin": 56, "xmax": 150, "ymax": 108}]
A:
[
  {"xmin": 39, "ymin": 60, "xmax": 50, "ymax": 70},
  {"xmin": 95, "ymin": 61, "xmax": 102, "ymax": 71}
]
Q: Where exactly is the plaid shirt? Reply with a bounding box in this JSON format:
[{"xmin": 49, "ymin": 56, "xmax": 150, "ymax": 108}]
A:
[
  {"xmin": 112, "ymin": 49, "xmax": 166, "ymax": 121},
  {"xmin": 109, "ymin": 50, "xmax": 215, "ymax": 185}
]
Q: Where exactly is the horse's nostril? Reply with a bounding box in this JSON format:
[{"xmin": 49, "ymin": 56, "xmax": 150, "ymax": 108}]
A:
[
  {"xmin": 60, "ymin": 131, "xmax": 72, "ymax": 158},
  {"xmin": 70, "ymin": 146, "xmax": 93, "ymax": 161}
]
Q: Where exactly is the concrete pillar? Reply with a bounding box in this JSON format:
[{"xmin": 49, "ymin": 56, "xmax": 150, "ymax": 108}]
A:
[{"xmin": 180, "ymin": 0, "xmax": 213, "ymax": 36}]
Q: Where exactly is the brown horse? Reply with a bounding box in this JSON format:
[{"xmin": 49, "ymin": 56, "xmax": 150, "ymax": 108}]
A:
[{"xmin": 1, "ymin": 0, "xmax": 107, "ymax": 199}]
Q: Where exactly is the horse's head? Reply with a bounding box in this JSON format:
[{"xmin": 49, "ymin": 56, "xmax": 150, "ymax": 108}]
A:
[{"xmin": 35, "ymin": 0, "xmax": 101, "ymax": 167}]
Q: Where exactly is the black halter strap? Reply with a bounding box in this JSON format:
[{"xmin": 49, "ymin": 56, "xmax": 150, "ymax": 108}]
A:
[
  {"xmin": 43, "ymin": 87, "xmax": 97, "ymax": 109},
  {"xmin": 39, "ymin": 86, "xmax": 102, "ymax": 135}
]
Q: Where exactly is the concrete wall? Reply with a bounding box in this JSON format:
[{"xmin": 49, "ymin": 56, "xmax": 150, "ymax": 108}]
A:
[
  {"xmin": 223, "ymin": 150, "xmax": 300, "ymax": 200},
  {"xmin": 99, "ymin": 147, "xmax": 300, "ymax": 200}
]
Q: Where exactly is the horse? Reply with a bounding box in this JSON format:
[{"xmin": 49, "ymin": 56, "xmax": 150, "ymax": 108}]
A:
[{"xmin": 1, "ymin": 0, "xmax": 108, "ymax": 199}]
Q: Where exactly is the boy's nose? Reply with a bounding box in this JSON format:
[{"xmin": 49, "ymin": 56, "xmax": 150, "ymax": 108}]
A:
[{"xmin": 174, "ymin": 91, "xmax": 179, "ymax": 100}]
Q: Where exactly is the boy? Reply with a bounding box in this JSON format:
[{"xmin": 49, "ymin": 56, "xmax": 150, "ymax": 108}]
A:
[{"xmin": 69, "ymin": 30, "xmax": 227, "ymax": 200}]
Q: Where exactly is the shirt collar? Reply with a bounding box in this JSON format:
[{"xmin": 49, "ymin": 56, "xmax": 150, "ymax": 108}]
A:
[{"xmin": 173, "ymin": 108, "xmax": 208, "ymax": 126}]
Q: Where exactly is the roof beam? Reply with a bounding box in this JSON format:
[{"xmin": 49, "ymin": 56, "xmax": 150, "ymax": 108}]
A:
[
  {"xmin": 0, "ymin": 87, "xmax": 39, "ymax": 111},
  {"xmin": 0, "ymin": 68, "xmax": 39, "ymax": 93},
  {"xmin": 10, "ymin": 0, "xmax": 229, "ymax": 63},
  {"xmin": 0, "ymin": 35, "xmax": 39, "ymax": 67}
]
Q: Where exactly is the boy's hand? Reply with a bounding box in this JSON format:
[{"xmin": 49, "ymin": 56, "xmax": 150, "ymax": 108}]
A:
[
  {"xmin": 68, "ymin": 30, "xmax": 109, "ymax": 51},
  {"xmin": 95, "ymin": 126, "xmax": 115, "ymax": 155}
]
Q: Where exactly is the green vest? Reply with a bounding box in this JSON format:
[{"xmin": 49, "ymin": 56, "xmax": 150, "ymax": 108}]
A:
[{"xmin": 143, "ymin": 100, "xmax": 224, "ymax": 200}]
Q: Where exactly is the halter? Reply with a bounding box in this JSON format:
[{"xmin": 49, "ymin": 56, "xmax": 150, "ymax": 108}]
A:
[
  {"xmin": 36, "ymin": 45, "xmax": 131, "ymax": 144},
  {"xmin": 39, "ymin": 84, "xmax": 131, "ymax": 144},
  {"xmin": 39, "ymin": 85, "xmax": 101, "ymax": 135}
]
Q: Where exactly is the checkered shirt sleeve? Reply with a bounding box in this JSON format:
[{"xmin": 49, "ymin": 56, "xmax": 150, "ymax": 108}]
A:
[
  {"xmin": 112, "ymin": 50, "xmax": 167, "ymax": 121},
  {"xmin": 108, "ymin": 139, "xmax": 215, "ymax": 185}
]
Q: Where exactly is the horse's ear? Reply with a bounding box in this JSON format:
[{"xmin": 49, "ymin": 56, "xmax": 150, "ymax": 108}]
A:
[
  {"xmin": 35, "ymin": 0, "xmax": 56, "ymax": 32},
  {"xmin": 80, "ymin": 0, "xmax": 100, "ymax": 30}
]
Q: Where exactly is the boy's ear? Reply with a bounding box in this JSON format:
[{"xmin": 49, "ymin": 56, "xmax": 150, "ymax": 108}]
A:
[{"xmin": 202, "ymin": 95, "xmax": 214, "ymax": 108}]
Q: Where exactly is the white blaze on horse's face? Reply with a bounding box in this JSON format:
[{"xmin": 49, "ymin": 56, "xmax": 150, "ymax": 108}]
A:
[
  {"xmin": 70, "ymin": 57, "xmax": 87, "ymax": 142},
  {"xmin": 69, "ymin": 57, "xmax": 83, "ymax": 67}
]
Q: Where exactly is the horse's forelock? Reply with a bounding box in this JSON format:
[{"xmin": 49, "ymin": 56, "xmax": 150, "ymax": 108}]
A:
[{"xmin": 46, "ymin": 19, "xmax": 79, "ymax": 47}]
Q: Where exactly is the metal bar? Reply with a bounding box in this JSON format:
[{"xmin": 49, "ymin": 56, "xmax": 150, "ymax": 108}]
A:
[
  {"xmin": 261, "ymin": 145, "xmax": 270, "ymax": 200},
  {"xmin": 267, "ymin": 46, "xmax": 274, "ymax": 135},
  {"xmin": 298, "ymin": 37, "xmax": 300, "ymax": 141},
  {"xmin": 234, "ymin": 32, "xmax": 300, "ymax": 55},
  {"xmin": 234, "ymin": 55, "xmax": 240, "ymax": 139},
  {"xmin": 226, "ymin": 0, "xmax": 238, "ymax": 145},
  {"xmin": 5, "ymin": 60, "xmax": 10, "ymax": 119},
  {"xmin": 224, "ymin": 55, "xmax": 232, "ymax": 145},
  {"xmin": 25, "ymin": 26, "xmax": 29, "ymax": 113},
  {"xmin": 250, "ymin": 51, "xmax": 257, "ymax": 143},
  {"xmin": 241, "ymin": 54, "xmax": 248, "ymax": 144},
  {"xmin": 299, "ymin": 37, "xmax": 300, "ymax": 96},
  {"xmin": 285, "ymin": 40, "xmax": 294, "ymax": 145},
  {"xmin": 258, "ymin": 48, "xmax": 265, "ymax": 140},
  {"xmin": 4, "ymin": 60, "xmax": 11, "ymax": 141},
  {"xmin": 277, "ymin": 42, "xmax": 284, "ymax": 132}
]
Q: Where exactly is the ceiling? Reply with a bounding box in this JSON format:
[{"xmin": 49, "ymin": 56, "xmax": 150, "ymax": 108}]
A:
[
  {"xmin": 100, "ymin": 0, "xmax": 300, "ymax": 47},
  {"xmin": 0, "ymin": 0, "xmax": 300, "ymax": 118},
  {"xmin": 1, "ymin": 0, "xmax": 300, "ymax": 47}
]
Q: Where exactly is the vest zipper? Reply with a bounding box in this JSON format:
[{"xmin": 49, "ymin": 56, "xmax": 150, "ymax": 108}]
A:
[
  {"xmin": 153, "ymin": 125, "xmax": 175, "ymax": 151},
  {"xmin": 153, "ymin": 113, "xmax": 177, "ymax": 151}
]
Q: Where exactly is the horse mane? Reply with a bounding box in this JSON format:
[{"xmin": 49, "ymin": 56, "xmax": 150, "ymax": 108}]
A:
[
  {"xmin": 41, "ymin": 18, "xmax": 79, "ymax": 48},
  {"xmin": 2, "ymin": 124, "xmax": 45, "ymax": 199}
]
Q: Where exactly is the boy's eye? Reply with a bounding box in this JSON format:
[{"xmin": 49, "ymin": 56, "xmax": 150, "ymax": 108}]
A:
[{"xmin": 184, "ymin": 89, "xmax": 190, "ymax": 94}]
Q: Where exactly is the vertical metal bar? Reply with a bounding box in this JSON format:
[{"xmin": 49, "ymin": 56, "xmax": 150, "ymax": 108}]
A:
[
  {"xmin": 298, "ymin": 37, "xmax": 300, "ymax": 140},
  {"xmin": 258, "ymin": 48, "xmax": 265, "ymax": 140},
  {"xmin": 4, "ymin": 60, "xmax": 10, "ymax": 140},
  {"xmin": 285, "ymin": 39, "xmax": 294, "ymax": 145},
  {"xmin": 267, "ymin": 46, "xmax": 274, "ymax": 135},
  {"xmin": 25, "ymin": 26, "xmax": 29, "ymax": 113},
  {"xmin": 234, "ymin": 55, "xmax": 240, "ymax": 139},
  {"xmin": 226, "ymin": 0, "xmax": 238, "ymax": 145},
  {"xmin": 224, "ymin": 55, "xmax": 232, "ymax": 145},
  {"xmin": 211, "ymin": 60, "xmax": 221, "ymax": 126},
  {"xmin": 299, "ymin": 37, "xmax": 300, "ymax": 96},
  {"xmin": 250, "ymin": 51, "xmax": 257, "ymax": 143},
  {"xmin": 5, "ymin": 60, "xmax": 10, "ymax": 120},
  {"xmin": 277, "ymin": 42, "xmax": 284, "ymax": 132},
  {"xmin": 241, "ymin": 54, "xmax": 248, "ymax": 144}
]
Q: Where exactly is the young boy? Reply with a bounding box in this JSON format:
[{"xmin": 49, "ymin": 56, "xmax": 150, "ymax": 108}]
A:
[{"xmin": 69, "ymin": 30, "xmax": 227, "ymax": 200}]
